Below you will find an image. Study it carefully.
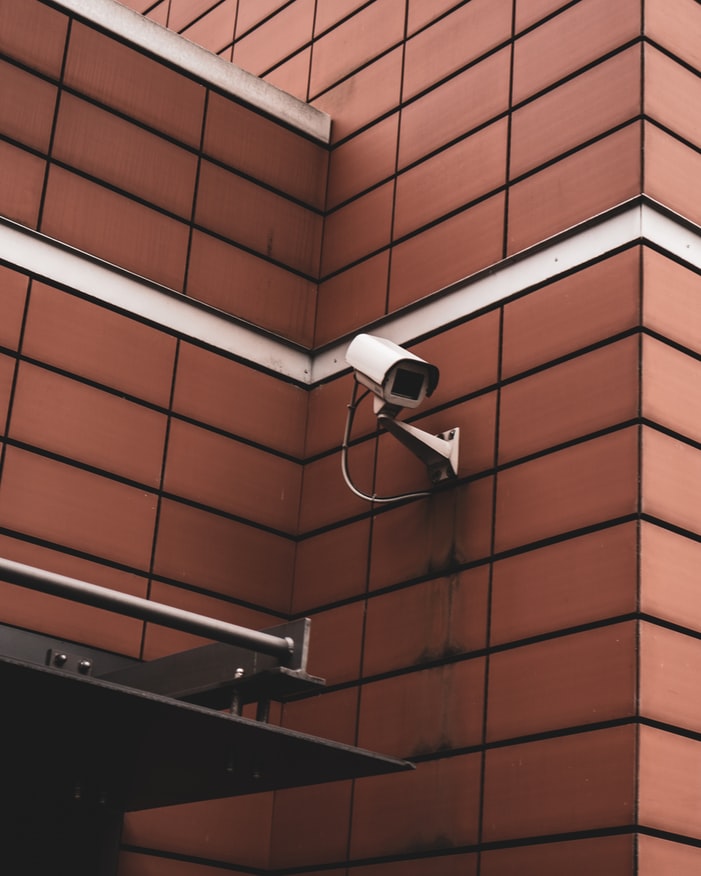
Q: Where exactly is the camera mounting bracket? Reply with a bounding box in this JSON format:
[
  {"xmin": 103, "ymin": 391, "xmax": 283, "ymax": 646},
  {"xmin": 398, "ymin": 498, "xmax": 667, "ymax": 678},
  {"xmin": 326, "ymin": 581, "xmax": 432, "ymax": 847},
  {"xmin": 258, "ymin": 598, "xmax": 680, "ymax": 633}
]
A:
[{"xmin": 377, "ymin": 413, "xmax": 460, "ymax": 483}]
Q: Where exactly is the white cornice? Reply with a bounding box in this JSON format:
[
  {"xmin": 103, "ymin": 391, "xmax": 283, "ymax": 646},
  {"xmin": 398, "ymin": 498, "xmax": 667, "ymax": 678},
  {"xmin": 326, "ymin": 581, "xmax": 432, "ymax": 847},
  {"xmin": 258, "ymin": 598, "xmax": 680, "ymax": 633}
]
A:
[
  {"xmin": 1, "ymin": 201, "xmax": 699, "ymax": 385},
  {"xmin": 312, "ymin": 199, "xmax": 701, "ymax": 381},
  {"xmin": 50, "ymin": 0, "xmax": 331, "ymax": 143},
  {"xmin": 0, "ymin": 218, "xmax": 311, "ymax": 379}
]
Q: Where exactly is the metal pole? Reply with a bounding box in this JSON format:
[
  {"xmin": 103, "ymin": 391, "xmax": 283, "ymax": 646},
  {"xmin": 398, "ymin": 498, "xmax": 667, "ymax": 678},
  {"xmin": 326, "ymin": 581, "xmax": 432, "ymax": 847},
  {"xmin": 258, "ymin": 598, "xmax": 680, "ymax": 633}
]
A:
[{"xmin": 0, "ymin": 557, "xmax": 293, "ymax": 660}]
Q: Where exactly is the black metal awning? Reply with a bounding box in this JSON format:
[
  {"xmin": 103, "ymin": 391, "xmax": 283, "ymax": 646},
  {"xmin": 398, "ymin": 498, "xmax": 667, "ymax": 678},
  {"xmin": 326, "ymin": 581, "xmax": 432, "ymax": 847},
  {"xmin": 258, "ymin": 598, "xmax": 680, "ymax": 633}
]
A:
[{"xmin": 0, "ymin": 651, "xmax": 411, "ymax": 812}]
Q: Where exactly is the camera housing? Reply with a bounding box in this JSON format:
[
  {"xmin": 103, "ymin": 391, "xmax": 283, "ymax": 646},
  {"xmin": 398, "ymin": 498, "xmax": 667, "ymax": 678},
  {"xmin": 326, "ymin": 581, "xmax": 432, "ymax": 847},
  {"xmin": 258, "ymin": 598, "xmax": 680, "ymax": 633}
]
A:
[
  {"xmin": 343, "ymin": 334, "xmax": 459, "ymax": 499},
  {"xmin": 345, "ymin": 334, "xmax": 439, "ymax": 413}
]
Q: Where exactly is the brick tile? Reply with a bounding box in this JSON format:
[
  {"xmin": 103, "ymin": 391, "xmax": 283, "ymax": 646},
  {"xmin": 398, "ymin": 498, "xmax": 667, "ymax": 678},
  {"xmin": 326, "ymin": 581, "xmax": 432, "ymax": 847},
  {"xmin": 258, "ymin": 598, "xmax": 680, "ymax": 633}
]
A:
[
  {"xmin": 394, "ymin": 119, "xmax": 508, "ymax": 239},
  {"xmin": 0, "ymin": 0, "xmax": 68, "ymax": 78},
  {"xmin": 153, "ymin": 499, "xmax": 293, "ymax": 612},
  {"xmin": 312, "ymin": 49, "xmax": 403, "ymax": 143},
  {"xmin": 173, "ymin": 342, "xmax": 307, "ymax": 458},
  {"xmin": 403, "ymin": 0, "xmax": 512, "ymax": 100},
  {"xmin": 22, "ymin": 282, "xmax": 177, "ymax": 407},
  {"xmin": 0, "ymin": 59, "xmax": 57, "ymax": 153},
  {"xmin": 495, "ymin": 428, "xmax": 639, "ymax": 553},
  {"xmin": 640, "ymin": 522, "xmax": 701, "ymax": 635},
  {"xmin": 123, "ymin": 795, "xmax": 273, "ymax": 870},
  {"xmin": 363, "ymin": 567, "xmax": 490, "ymax": 675},
  {"xmin": 351, "ymin": 755, "xmax": 481, "ymax": 857},
  {"xmin": 64, "ymin": 22, "xmax": 205, "ymax": 147},
  {"xmin": 10, "ymin": 363, "xmax": 167, "ymax": 486},
  {"xmin": 234, "ymin": 0, "xmax": 314, "ymax": 76},
  {"xmin": 487, "ymin": 622, "xmax": 636, "ymax": 741},
  {"xmin": 398, "ymin": 47, "xmax": 511, "ymax": 169},
  {"xmin": 358, "ymin": 658, "xmax": 486, "ymax": 756},
  {"xmin": 0, "ymin": 447, "xmax": 157, "ymax": 570},
  {"xmin": 53, "ymin": 93, "xmax": 198, "ymax": 218},
  {"xmin": 0, "ymin": 141, "xmax": 44, "ymax": 229},
  {"xmin": 645, "ymin": 0, "xmax": 701, "ymax": 72},
  {"xmin": 501, "ymin": 248, "xmax": 641, "ymax": 378},
  {"xmin": 309, "ymin": 0, "xmax": 405, "ymax": 96},
  {"xmin": 41, "ymin": 166, "xmax": 190, "ymax": 291},
  {"xmin": 645, "ymin": 123, "xmax": 701, "ymax": 227},
  {"xmin": 204, "ymin": 91, "xmax": 328, "ymax": 209},
  {"xmin": 389, "ymin": 192, "xmax": 505, "ymax": 311},
  {"xmin": 641, "ymin": 621, "xmax": 701, "ymax": 735},
  {"xmin": 643, "ymin": 249, "xmax": 701, "ymax": 357},
  {"xmin": 499, "ymin": 337, "xmax": 639, "ymax": 463},
  {"xmin": 163, "ymin": 419, "xmax": 302, "ymax": 533},
  {"xmin": 642, "ymin": 427, "xmax": 701, "ymax": 538},
  {"xmin": 512, "ymin": 0, "xmax": 642, "ymax": 104},
  {"xmin": 639, "ymin": 725, "xmax": 701, "ymax": 840},
  {"xmin": 195, "ymin": 160, "xmax": 322, "ymax": 276},
  {"xmin": 638, "ymin": 834, "xmax": 701, "ymax": 876},
  {"xmin": 491, "ymin": 523, "xmax": 637, "ymax": 645},
  {"xmin": 314, "ymin": 252, "xmax": 389, "ymax": 346},
  {"xmin": 0, "ymin": 265, "xmax": 28, "ymax": 351},
  {"xmin": 483, "ymin": 726, "xmax": 636, "ymax": 840},
  {"xmin": 510, "ymin": 46, "xmax": 641, "ymax": 178},
  {"xmin": 186, "ymin": 231, "xmax": 316, "ymax": 346},
  {"xmin": 293, "ymin": 519, "xmax": 370, "ymax": 610},
  {"xmin": 507, "ymin": 123, "xmax": 642, "ymax": 255},
  {"xmin": 483, "ymin": 835, "xmax": 634, "ymax": 876}
]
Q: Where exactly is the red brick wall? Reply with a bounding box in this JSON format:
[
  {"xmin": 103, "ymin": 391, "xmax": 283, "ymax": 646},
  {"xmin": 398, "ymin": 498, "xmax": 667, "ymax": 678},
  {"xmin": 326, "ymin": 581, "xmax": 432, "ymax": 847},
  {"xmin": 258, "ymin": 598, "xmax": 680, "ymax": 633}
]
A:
[{"xmin": 2, "ymin": 1, "xmax": 701, "ymax": 874}]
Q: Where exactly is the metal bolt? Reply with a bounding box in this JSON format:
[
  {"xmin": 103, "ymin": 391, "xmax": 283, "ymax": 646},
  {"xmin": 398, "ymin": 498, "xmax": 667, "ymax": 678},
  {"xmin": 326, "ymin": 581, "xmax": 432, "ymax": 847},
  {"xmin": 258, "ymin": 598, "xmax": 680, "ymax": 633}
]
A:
[
  {"xmin": 53, "ymin": 653, "xmax": 68, "ymax": 667},
  {"xmin": 77, "ymin": 659, "xmax": 92, "ymax": 675},
  {"xmin": 234, "ymin": 667, "xmax": 245, "ymax": 678}
]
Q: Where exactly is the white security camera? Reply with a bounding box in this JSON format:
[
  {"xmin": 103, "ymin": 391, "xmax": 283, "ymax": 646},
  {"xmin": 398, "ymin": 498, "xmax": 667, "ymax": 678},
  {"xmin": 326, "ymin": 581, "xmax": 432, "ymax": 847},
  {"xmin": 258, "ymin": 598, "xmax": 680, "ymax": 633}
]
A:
[
  {"xmin": 343, "ymin": 334, "xmax": 460, "ymax": 502},
  {"xmin": 345, "ymin": 333, "xmax": 439, "ymax": 413}
]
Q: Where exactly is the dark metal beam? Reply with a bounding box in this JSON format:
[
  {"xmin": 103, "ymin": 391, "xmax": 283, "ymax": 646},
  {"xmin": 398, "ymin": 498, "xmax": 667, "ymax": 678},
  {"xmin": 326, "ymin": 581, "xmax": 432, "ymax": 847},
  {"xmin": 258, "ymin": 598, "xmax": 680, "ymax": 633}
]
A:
[{"xmin": 0, "ymin": 557, "xmax": 293, "ymax": 660}]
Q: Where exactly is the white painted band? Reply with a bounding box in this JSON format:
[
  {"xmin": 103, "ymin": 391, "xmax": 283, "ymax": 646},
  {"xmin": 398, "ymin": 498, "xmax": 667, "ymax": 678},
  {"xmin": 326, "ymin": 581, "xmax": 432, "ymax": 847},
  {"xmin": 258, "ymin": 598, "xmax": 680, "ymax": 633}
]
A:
[
  {"xmin": 1, "ymin": 200, "xmax": 699, "ymax": 385},
  {"xmin": 0, "ymin": 218, "xmax": 311, "ymax": 380},
  {"xmin": 313, "ymin": 199, "xmax": 701, "ymax": 382}
]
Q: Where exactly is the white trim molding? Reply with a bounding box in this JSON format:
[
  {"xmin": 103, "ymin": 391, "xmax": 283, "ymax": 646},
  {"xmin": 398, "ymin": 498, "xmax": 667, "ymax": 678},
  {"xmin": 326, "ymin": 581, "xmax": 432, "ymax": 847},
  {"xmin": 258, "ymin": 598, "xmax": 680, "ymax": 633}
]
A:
[
  {"xmin": 1, "ymin": 200, "xmax": 699, "ymax": 385},
  {"xmin": 0, "ymin": 218, "xmax": 311, "ymax": 380},
  {"xmin": 313, "ymin": 199, "xmax": 701, "ymax": 382},
  {"xmin": 51, "ymin": 0, "xmax": 331, "ymax": 143}
]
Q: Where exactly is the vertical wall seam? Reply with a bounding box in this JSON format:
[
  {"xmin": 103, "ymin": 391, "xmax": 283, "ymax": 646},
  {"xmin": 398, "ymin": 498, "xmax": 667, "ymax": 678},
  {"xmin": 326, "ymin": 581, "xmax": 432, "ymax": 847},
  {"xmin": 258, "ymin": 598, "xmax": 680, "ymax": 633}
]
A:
[
  {"xmin": 309, "ymin": 0, "xmax": 328, "ymax": 349},
  {"xmin": 306, "ymin": 0, "xmax": 318, "ymax": 104},
  {"xmin": 640, "ymin": 5, "xmax": 646, "ymax": 202},
  {"xmin": 501, "ymin": 0, "xmax": 517, "ymax": 262},
  {"xmin": 383, "ymin": 0, "xmax": 410, "ymax": 317},
  {"xmin": 139, "ymin": 71, "xmax": 211, "ymax": 658},
  {"xmin": 139, "ymin": 337, "xmax": 181, "ymax": 661},
  {"xmin": 475, "ymin": 306, "xmax": 506, "ymax": 875},
  {"xmin": 35, "ymin": 16, "xmax": 72, "ymax": 232},
  {"xmin": 182, "ymin": 90, "xmax": 209, "ymax": 298},
  {"xmin": 476, "ymin": 4, "xmax": 517, "ymax": 866},
  {"xmin": 228, "ymin": 0, "xmax": 239, "ymax": 61},
  {"xmin": 0, "ymin": 279, "xmax": 33, "ymax": 494},
  {"xmin": 633, "ymin": 226, "xmax": 645, "ymax": 876},
  {"xmin": 636, "ymin": 10, "xmax": 646, "ymax": 859}
]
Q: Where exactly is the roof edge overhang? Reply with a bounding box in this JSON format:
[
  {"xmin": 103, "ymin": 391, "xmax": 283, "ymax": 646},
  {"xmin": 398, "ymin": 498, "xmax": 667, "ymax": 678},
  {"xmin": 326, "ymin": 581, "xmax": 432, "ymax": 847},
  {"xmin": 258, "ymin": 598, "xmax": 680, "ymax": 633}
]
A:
[{"xmin": 48, "ymin": 0, "xmax": 331, "ymax": 143}]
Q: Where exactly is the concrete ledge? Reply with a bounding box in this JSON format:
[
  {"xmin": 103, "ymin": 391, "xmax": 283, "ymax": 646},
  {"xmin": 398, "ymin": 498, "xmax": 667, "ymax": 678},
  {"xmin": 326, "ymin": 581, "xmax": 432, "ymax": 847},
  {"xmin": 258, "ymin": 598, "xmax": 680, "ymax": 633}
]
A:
[
  {"xmin": 50, "ymin": 0, "xmax": 331, "ymax": 142},
  {"xmin": 2, "ymin": 200, "xmax": 699, "ymax": 384}
]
